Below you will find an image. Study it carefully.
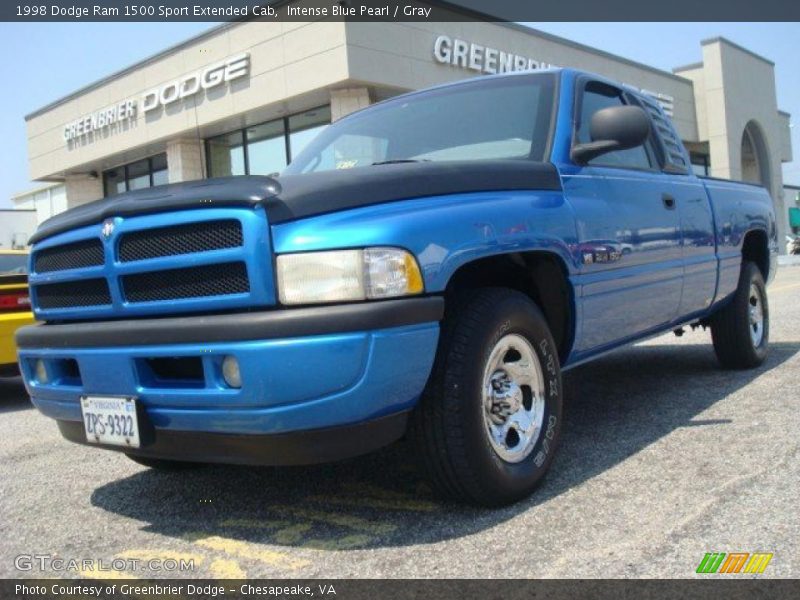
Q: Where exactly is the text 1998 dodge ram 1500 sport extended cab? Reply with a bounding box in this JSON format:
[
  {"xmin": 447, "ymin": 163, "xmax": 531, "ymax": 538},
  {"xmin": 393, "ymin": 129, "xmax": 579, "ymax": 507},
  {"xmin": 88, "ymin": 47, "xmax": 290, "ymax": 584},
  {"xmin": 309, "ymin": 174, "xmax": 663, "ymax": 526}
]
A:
[{"xmin": 17, "ymin": 68, "xmax": 777, "ymax": 506}]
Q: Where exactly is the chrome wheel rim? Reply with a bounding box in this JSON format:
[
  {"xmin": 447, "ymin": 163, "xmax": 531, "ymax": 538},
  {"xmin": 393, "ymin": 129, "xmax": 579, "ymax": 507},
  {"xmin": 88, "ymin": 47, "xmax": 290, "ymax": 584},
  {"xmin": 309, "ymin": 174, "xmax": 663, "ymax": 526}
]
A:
[
  {"xmin": 749, "ymin": 283, "xmax": 765, "ymax": 347},
  {"xmin": 481, "ymin": 334, "xmax": 546, "ymax": 463}
]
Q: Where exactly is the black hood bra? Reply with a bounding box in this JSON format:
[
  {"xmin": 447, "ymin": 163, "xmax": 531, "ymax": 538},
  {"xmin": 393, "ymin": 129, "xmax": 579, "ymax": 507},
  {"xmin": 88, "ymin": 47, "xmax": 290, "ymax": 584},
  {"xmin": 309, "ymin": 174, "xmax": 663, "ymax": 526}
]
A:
[{"xmin": 29, "ymin": 160, "xmax": 562, "ymax": 244}]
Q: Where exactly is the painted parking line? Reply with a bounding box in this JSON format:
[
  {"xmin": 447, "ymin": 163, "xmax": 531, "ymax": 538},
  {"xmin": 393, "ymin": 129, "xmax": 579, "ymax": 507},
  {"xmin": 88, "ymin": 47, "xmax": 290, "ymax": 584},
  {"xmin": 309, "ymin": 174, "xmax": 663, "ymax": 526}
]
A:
[
  {"xmin": 218, "ymin": 518, "xmax": 294, "ymax": 530},
  {"xmin": 220, "ymin": 518, "xmax": 374, "ymax": 551},
  {"xmin": 314, "ymin": 483, "xmax": 440, "ymax": 512},
  {"xmin": 119, "ymin": 547, "xmax": 245, "ymax": 580},
  {"xmin": 184, "ymin": 533, "xmax": 310, "ymax": 571},
  {"xmin": 267, "ymin": 505, "xmax": 398, "ymax": 535},
  {"xmin": 209, "ymin": 558, "xmax": 247, "ymax": 578},
  {"xmin": 270, "ymin": 523, "xmax": 314, "ymax": 545},
  {"xmin": 84, "ymin": 549, "xmax": 207, "ymax": 584},
  {"xmin": 115, "ymin": 548, "xmax": 205, "ymax": 567}
]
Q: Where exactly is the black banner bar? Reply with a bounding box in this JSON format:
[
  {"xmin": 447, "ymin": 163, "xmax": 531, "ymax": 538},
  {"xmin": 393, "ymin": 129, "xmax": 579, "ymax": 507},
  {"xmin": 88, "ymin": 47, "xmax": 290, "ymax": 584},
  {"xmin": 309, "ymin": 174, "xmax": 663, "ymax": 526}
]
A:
[
  {"xmin": 4, "ymin": 579, "xmax": 800, "ymax": 600},
  {"xmin": 2, "ymin": 0, "xmax": 800, "ymax": 22}
]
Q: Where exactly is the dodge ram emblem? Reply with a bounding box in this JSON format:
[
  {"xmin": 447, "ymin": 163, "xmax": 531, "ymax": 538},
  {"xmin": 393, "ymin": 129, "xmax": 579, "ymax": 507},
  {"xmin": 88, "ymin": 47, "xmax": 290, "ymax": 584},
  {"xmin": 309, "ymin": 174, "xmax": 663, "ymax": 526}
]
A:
[{"xmin": 101, "ymin": 219, "xmax": 115, "ymax": 239}]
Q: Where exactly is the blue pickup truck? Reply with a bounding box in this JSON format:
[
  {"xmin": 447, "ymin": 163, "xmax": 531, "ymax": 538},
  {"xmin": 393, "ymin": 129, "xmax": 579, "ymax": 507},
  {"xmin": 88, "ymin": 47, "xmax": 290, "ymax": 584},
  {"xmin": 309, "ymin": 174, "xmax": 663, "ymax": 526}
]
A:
[{"xmin": 17, "ymin": 68, "xmax": 777, "ymax": 506}]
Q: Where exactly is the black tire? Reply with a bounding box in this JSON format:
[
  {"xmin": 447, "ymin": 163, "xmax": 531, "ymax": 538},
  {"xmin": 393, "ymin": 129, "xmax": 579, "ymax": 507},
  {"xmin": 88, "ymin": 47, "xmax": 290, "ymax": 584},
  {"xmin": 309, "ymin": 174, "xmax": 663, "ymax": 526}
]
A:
[
  {"xmin": 411, "ymin": 288, "xmax": 563, "ymax": 507},
  {"xmin": 710, "ymin": 261, "xmax": 769, "ymax": 369},
  {"xmin": 126, "ymin": 454, "xmax": 204, "ymax": 470}
]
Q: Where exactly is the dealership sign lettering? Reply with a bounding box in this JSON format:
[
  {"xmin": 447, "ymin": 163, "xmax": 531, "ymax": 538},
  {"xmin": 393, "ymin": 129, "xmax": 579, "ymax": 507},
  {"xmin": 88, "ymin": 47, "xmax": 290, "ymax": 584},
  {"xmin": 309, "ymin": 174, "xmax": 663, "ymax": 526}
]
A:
[
  {"xmin": 433, "ymin": 35, "xmax": 675, "ymax": 116},
  {"xmin": 63, "ymin": 53, "xmax": 249, "ymax": 143},
  {"xmin": 433, "ymin": 35, "xmax": 552, "ymax": 74}
]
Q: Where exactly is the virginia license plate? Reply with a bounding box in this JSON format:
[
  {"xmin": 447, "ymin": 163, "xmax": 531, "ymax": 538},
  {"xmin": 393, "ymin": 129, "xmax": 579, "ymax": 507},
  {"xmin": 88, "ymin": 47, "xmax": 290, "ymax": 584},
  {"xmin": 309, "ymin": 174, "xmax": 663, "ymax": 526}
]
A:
[{"xmin": 80, "ymin": 396, "xmax": 141, "ymax": 448}]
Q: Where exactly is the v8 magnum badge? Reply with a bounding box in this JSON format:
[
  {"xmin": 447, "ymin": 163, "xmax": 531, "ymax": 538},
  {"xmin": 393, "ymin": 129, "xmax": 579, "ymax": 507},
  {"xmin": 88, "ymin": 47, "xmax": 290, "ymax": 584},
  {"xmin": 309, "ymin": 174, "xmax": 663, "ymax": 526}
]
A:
[{"xmin": 101, "ymin": 219, "xmax": 115, "ymax": 239}]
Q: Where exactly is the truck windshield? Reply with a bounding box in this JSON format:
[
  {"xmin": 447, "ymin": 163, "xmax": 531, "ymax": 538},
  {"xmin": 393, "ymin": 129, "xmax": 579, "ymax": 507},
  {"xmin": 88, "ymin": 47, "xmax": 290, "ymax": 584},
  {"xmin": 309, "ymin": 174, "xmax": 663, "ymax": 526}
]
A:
[{"xmin": 284, "ymin": 72, "xmax": 556, "ymax": 175}]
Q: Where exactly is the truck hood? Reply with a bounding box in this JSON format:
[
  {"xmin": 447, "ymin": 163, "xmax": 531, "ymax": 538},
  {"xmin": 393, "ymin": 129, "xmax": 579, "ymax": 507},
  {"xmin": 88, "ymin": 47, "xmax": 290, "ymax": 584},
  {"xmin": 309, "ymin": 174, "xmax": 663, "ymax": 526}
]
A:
[{"xmin": 29, "ymin": 160, "xmax": 561, "ymax": 244}]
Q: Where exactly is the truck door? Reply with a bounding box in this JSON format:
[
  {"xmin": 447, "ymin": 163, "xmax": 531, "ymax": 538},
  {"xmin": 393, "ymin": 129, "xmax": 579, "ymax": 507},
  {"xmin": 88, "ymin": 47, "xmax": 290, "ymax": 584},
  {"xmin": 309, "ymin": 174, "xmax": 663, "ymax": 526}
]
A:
[
  {"xmin": 635, "ymin": 96, "xmax": 718, "ymax": 320},
  {"xmin": 563, "ymin": 80, "xmax": 683, "ymax": 353}
]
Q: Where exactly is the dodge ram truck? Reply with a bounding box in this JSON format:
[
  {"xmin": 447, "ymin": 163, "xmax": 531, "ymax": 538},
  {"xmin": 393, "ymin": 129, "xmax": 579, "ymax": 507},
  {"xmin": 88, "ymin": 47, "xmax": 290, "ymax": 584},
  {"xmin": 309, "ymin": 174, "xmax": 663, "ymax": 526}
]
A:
[{"xmin": 17, "ymin": 68, "xmax": 777, "ymax": 506}]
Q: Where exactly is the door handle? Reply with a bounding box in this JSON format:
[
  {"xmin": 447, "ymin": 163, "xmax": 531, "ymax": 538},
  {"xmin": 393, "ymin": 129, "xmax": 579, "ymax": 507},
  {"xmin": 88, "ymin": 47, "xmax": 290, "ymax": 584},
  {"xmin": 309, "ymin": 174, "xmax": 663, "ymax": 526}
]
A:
[{"xmin": 662, "ymin": 193, "xmax": 676, "ymax": 210}]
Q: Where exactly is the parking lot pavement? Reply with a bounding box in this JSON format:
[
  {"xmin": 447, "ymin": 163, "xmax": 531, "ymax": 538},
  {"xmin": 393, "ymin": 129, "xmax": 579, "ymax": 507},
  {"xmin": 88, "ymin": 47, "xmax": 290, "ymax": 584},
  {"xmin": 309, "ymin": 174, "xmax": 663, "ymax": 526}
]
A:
[{"xmin": 2, "ymin": 267, "xmax": 799, "ymax": 580}]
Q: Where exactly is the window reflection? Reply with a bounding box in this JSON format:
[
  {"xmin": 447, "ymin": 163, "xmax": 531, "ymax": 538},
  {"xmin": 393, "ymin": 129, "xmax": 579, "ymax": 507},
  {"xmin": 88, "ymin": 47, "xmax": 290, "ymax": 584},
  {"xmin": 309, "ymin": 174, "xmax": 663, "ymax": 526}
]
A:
[
  {"xmin": 102, "ymin": 153, "xmax": 168, "ymax": 198},
  {"xmin": 206, "ymin": 131, "xmax": 245, "ymax": 178},
  {"xmin": 288, "ymin": 107, "xmax": 331, "ymax": 159},
  {"xmin": 247, "ymin": 120, "xmax": 287, "ymax": 176},
  {"xmin": 205, "ymin": 106, "xmax": 330, "ymax": 178}
]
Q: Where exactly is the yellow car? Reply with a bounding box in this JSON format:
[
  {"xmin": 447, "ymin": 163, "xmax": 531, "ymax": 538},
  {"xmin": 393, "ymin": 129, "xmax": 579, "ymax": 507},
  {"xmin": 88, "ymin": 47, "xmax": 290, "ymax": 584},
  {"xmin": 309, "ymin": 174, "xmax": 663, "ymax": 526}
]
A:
[{"xmin": 0, "ymin": 250, "xmax": 35, "ymax": 377}]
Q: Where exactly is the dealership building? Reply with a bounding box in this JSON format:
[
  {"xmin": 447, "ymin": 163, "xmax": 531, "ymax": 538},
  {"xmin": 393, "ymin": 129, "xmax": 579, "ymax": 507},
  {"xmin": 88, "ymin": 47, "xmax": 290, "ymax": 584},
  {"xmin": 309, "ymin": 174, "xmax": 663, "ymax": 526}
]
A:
[{"xmin": 23, "ymin": 9, "xmax": 794, "ymax": 239}]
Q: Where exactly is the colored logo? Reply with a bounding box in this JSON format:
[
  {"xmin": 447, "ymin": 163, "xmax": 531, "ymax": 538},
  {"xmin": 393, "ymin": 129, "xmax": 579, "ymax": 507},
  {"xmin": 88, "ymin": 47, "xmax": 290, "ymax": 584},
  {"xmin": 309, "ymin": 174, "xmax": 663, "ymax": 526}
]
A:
[{"xmin": 696, "ymin": 552, "xmax": 773, "ymax": 574}]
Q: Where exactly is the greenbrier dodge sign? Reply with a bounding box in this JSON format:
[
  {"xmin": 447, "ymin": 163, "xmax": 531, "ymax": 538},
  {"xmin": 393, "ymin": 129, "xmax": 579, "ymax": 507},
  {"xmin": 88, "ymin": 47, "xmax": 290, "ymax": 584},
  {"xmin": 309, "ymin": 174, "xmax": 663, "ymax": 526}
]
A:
[
  {"xmin": 62, "ymin": 52, "xmax": 249, "ymax": 143},
  {"xmin": 433, "ymin": 34, "xmax": 553, "ymax": 74}
]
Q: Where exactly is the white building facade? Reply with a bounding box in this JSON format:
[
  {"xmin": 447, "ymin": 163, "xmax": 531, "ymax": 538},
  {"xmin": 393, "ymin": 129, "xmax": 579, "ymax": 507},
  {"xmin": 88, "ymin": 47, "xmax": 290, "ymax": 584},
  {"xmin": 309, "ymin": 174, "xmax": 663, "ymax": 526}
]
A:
[
  {"xmin": 23, "ymin": 13, "xmax": 793, "ymax": 239},
  {"xmin": 11, "ymin": 183, "xmax": 67, "ymax": 226}
]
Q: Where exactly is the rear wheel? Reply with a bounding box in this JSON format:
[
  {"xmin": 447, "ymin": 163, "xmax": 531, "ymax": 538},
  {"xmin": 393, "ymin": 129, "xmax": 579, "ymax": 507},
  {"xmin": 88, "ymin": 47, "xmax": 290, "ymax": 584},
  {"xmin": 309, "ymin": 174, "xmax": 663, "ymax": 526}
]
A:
[
  {"xmin": 126, "ymin": 455, "xmax": 204, "ymax": 470},
  {"xmin": 412, "ymin": 288, "xmax": 563, "ymax": 507},
  {"xmin": 710, "ymin": 261, "xmax": 769, "ymax": 369}
]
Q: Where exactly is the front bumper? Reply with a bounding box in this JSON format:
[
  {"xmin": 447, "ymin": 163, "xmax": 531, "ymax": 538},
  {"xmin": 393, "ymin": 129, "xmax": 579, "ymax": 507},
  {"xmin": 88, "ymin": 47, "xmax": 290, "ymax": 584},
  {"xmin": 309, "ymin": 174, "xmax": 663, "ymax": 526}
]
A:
[
  {"xmin": 56, "ymin": 411, "xmax": 410, "ymax": 466},
  {"xmin": 17, "ymin": 297, "xmax": 442, "ymax": 464}
]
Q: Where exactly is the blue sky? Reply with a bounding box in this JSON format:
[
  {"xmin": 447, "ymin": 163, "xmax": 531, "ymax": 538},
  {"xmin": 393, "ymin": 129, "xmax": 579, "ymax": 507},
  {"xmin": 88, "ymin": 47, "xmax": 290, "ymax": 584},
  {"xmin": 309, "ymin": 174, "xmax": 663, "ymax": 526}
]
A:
[{"xmin": 0, "ymin": 22, "xmax": 797, "ymax": 207}]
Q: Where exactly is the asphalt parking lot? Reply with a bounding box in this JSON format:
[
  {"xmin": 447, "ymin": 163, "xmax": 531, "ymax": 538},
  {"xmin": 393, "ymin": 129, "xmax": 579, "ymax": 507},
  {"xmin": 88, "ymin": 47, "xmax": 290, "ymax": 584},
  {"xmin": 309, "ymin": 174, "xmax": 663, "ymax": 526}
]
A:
[{"xmin": 2, "ymin": 267, "xmax": 799, "ymax": 580}]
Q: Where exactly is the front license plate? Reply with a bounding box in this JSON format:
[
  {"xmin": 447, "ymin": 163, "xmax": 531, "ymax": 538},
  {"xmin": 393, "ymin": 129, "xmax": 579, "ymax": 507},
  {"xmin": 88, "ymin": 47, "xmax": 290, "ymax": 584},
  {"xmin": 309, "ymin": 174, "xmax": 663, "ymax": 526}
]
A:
[{"xmin": 80, "ymin": 396, "xmax": 141, "ymax": 448}]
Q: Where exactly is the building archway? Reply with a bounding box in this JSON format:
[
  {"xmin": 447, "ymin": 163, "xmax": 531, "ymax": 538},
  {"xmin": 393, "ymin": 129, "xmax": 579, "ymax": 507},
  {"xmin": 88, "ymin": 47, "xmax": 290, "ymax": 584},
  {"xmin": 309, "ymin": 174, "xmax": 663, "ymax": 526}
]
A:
[{"xmin": 741, "ymin": 120, "xmax": 772, "ymax": 194}]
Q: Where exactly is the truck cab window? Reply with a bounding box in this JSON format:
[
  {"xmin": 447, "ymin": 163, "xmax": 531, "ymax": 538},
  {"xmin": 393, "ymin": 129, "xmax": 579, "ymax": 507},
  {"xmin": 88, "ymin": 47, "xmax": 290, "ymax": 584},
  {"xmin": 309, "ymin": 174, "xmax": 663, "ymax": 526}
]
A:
[
  {"xmin": 285, "ymin": 73, "xmax": 556, "ymax": 175},
  {"xmin": 577, "ymin": 85, "xmax": 654, "ymax": 170}
]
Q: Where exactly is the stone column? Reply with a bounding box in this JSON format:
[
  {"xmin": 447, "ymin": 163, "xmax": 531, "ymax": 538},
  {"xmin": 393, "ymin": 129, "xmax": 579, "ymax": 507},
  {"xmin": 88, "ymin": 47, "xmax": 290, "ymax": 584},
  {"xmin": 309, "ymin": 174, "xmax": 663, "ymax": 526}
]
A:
[
  {"xmin": 330, "ymin": 87, "xmax": 371, "ymax": 122},
  {"xmin": 65, "ymin": 174, "xmax": 103, "ymax": 209},
  {"xmin": 166, "ymin": 138, "xmax": 205, "ymax": 183}
]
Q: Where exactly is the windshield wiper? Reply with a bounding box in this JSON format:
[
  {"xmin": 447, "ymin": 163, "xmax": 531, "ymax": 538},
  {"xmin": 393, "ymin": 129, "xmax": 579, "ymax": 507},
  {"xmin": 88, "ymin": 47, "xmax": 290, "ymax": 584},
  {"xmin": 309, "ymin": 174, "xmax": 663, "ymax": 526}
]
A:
[{"xmin": 371, "ymin": 159, "xmax": 430, "ymax": 166}]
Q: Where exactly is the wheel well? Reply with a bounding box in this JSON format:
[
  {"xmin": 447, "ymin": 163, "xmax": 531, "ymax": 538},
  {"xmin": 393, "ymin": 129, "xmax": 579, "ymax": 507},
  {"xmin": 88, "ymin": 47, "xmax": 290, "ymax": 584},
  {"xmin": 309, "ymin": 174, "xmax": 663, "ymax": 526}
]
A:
[
  {"xmin": 444, "ymin": 252, "xmax": 574, "ymax": 362},
  {"xmin": 742, "ymin": 229, "xmax": 769, "ymax": 280}
]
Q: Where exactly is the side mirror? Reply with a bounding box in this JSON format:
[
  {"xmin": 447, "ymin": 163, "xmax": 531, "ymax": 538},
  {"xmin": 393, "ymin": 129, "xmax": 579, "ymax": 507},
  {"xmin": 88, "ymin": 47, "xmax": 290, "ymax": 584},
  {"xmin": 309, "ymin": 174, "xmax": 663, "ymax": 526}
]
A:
[{"xmin": 571, "ymin": 105, "xmax": 651, "ymax": 165}]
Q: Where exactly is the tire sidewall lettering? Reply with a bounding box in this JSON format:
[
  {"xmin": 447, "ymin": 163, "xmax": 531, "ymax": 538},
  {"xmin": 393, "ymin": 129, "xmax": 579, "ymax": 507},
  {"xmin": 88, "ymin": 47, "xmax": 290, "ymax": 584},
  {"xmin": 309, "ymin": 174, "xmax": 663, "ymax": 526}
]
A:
[{"xmin": 483, "ymin": 310, "xmax": 561, "ymax": 477}]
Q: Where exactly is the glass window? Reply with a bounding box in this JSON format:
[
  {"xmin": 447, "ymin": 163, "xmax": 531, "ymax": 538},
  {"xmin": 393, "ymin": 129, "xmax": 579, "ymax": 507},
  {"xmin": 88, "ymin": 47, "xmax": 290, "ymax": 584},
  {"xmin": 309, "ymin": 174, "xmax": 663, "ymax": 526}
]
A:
[
  {"xmin": 207, "ymin": 131, "xmax": 245, "ymax": 178},
  {"xmin": 576, "ymin": 85, "xmax": 653, "ymax": 170},
  {"xmin": 103, "ymin": 168, "xmax": 126, "ymax": 197},
  {"xmin": 206, "ymin": 106, "xmax": 332, "ymax": 178},
  {"xmin": 101, "ymin": 153, "xmax": 169, "ymax": 197},
  {"xmin": 313, "ymin": 134, "xmax": 389, "ymax": 171},
  {"xmin": 151, "ymin": 153, "xmax": 169, "ymax": 186},
  {"xmin": 284, "ymin": 76, "xmax": 555, "ymax": 175},
  {"xmin": 288, "ymin": 106, "xmax": 332, "ymax": 160},
  {"xmin": 246, "ymin": 120, "xmax": 287, "ymax": 176},
  {"xmin": 127, "ymin": 159, "xmax": 150, "ymax": 191},
  {"xmin": 690, "ymin": 153, "xmax": 710, "ymax": 176}
]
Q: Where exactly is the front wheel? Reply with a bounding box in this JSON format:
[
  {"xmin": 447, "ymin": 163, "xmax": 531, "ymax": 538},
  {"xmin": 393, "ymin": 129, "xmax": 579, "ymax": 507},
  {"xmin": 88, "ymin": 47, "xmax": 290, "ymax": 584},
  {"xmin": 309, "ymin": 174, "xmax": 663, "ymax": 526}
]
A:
[
  {"xmin": 411, "ymin": 288, "xmax": 563, "ymax": 507},
  {"xmin": 710, "ymin": 261, "xmax": 769, "ymax": 369}
]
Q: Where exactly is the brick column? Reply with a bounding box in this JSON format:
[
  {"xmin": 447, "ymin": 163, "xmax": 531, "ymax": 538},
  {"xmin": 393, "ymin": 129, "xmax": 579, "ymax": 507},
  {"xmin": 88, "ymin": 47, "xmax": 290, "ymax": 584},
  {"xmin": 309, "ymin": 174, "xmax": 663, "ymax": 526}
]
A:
[
  {"xmin": 166, "ymin": 138, "xmax": 205, "ymax": 183},
  {"xmin": 65, "ymin": 174, "xmax": 103, "ymax": 209},
  {"xmin": 330, "ymin": 87, "xmax": 371, "ymax": 122}
]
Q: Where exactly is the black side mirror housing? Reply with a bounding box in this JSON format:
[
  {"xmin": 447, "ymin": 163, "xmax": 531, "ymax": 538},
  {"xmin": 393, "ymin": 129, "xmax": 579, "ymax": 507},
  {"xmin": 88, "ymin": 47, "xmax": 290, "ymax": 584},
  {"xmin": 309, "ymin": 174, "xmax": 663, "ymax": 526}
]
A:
[{"xmin": 571, "ymin": 105, "xmax": 651, "ymax": 165}]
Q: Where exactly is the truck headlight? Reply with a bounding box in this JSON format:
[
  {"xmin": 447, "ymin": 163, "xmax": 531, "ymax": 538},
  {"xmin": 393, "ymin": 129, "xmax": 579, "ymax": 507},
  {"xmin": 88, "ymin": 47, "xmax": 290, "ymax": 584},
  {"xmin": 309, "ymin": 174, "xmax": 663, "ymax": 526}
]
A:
[{"xmin": 276, "ymin": 247, "xmax": 424, "ymax": 305}]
